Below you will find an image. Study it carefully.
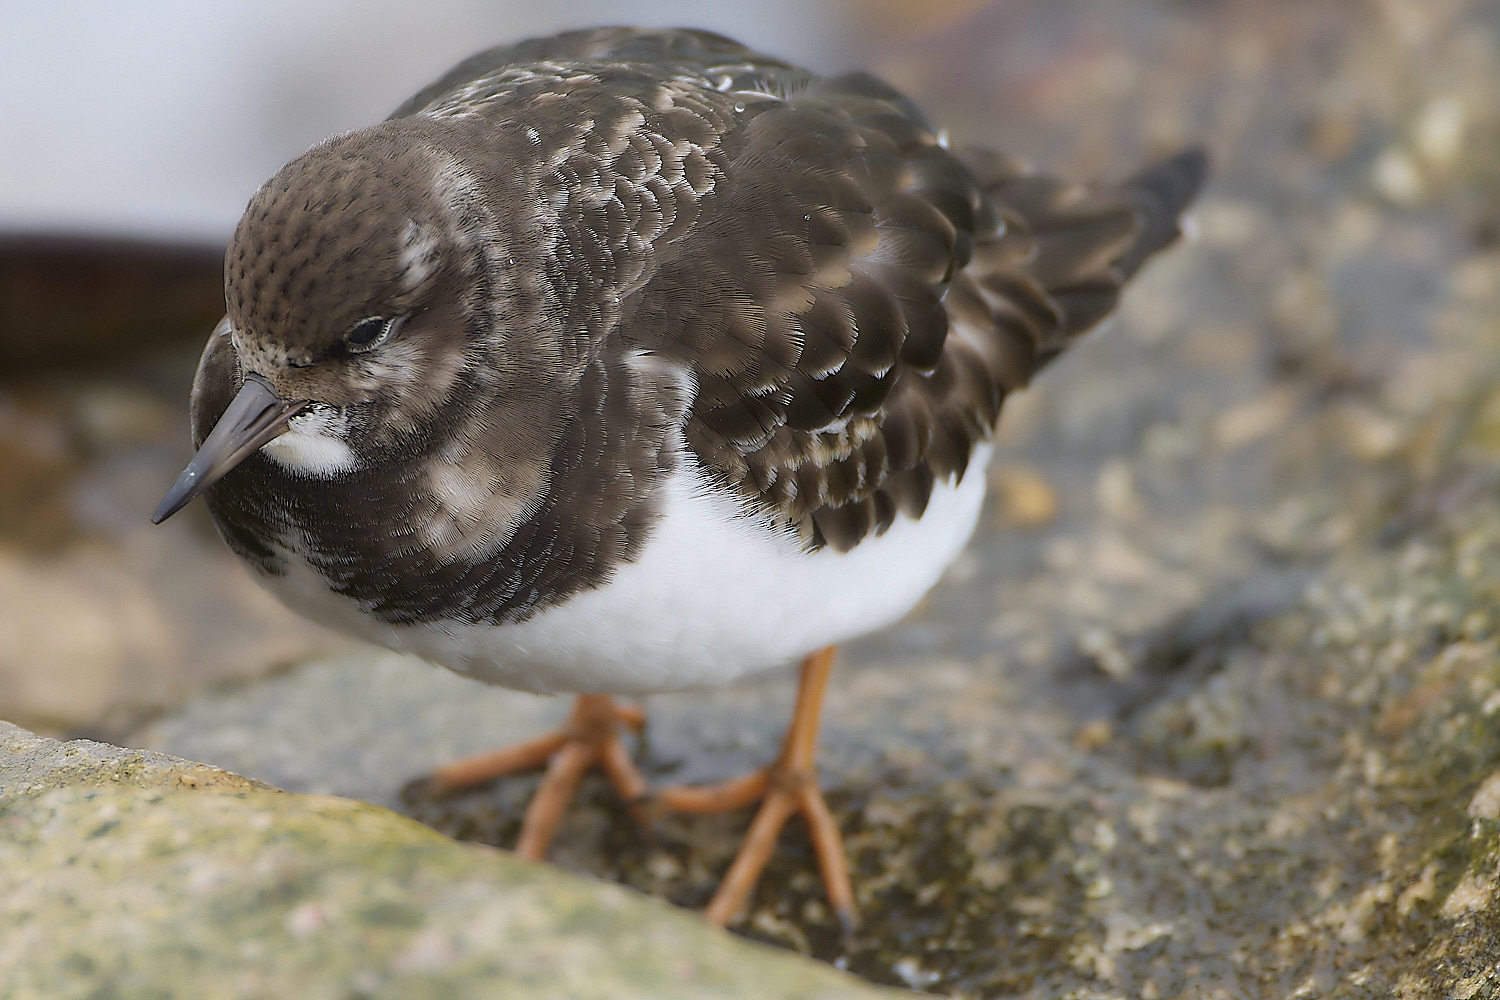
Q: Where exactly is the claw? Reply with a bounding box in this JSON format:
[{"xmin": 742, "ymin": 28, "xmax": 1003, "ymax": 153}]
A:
[{"xmin": 414, "ymin": 694, "xmax": 649, "ymax": 859}]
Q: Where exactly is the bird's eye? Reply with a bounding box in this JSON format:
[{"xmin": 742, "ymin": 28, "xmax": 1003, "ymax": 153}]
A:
[{"xmin": 343, "ymin": 316, "xmax": 398, "ymax": 353}]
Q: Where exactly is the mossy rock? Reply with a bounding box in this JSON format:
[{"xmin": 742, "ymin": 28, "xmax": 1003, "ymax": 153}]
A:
[{"xmin": 0, "ymin": 722, "xmax": 900, "ymax": 1000}]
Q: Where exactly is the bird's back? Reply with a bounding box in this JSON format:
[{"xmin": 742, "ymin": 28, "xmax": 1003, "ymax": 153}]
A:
[{"xmin": 390, "ymin": 27, "xmax": 1205, "ymax": 552}]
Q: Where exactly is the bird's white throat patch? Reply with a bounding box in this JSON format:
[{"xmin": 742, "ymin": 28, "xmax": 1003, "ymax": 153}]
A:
[{"xmin": 260, "ymin": 405, "xmax": 360, "ymax": 476}]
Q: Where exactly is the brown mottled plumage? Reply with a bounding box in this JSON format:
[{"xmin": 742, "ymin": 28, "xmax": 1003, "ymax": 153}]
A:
[{"xmin": 154, "ymin": 27, "xmax": 1205, "ymax": 930}]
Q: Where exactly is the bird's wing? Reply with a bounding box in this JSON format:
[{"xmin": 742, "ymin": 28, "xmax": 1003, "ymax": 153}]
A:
[
  {"xmin": 394, "ymin": 28, "xmax": 1205, "ymax": 551},
  {"xmin": 627, "ymin": 67, "xmax": 1206, "ymax": 549}
]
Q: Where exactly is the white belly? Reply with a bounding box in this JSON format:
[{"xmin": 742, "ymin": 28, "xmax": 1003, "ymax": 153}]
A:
[
  {"xmin": 255, "ymin": 447, "xmax": 991, "ymax": 695},
  {"xmin": 390, "ymin": 446, "xmax": 990, "ymax": 693}
]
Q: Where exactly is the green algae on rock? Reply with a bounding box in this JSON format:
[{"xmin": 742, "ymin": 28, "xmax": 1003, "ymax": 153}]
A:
[{"xmin": 0, "ymin": 722, "xmax": 900, "ymax": 1000}]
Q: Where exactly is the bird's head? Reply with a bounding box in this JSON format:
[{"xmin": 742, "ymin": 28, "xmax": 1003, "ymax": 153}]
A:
[{"xmin": 153, "ymin": 118, "xmax": 567, "ymax": 524}]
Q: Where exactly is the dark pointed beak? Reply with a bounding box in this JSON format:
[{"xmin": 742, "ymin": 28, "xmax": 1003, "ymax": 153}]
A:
[{"xmin": 151, "ymin": 374, "xmax": 307, "ymax": 524}]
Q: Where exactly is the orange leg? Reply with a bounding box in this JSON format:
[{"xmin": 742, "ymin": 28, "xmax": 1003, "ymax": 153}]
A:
[
  {"xmin": 423, "ymin": 693, "xmax": 648, "ymax": 861},
  {"xmin": 655, "ymin": 646, "xmax": 857, "ymax": 932}
]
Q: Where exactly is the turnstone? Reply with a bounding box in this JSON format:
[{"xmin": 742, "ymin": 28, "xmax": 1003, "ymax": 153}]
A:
[{"xmin": 153, "ymin": 27, "xmax": 1205, "ymax": 930}]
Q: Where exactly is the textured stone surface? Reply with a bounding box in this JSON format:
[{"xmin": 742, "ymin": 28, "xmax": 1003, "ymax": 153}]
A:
[{"xmin": 0, "ymin": 721, "xmax": 900, "ymax": 1000}]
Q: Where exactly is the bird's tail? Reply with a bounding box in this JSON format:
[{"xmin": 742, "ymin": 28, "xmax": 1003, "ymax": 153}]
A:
[
  {"xmin": 952, "ymin": 146, "xmax": 1208, "ymax": 375},
  {"xmin": 1113, "ymin": 148, "xmax": 1210, "ymax": 278}
]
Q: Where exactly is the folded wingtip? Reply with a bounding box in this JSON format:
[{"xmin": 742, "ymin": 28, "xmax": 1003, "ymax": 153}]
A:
[{"xmin": 1116, "ymin": 145, "xmax": 1211, "ymax": 276}]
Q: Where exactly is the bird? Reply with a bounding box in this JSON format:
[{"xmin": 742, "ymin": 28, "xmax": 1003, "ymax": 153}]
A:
[{"xmin": 152, "ymin": 26, "xmax": 1206, "ymax": 933}]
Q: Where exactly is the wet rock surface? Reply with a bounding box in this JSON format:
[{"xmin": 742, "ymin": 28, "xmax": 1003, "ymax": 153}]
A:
[{"xmin": 9, "ymin": 0, "xmax": 1500, "ymax": 996}]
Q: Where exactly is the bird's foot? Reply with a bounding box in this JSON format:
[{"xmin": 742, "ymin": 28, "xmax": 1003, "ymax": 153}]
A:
[
  {"xmin": 655, "ymin": 758, "xmax": 856, "ymax": 934},
  {"xmin": 653, "ymin": 646, "xmax": 857, "ymax": 933},
  {"xmin": 416, "ymin": 693, "xmax": 648, "ymax": 860}
]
